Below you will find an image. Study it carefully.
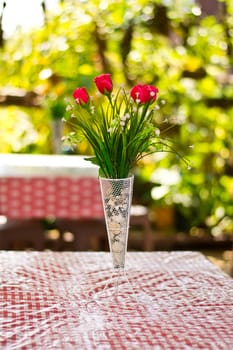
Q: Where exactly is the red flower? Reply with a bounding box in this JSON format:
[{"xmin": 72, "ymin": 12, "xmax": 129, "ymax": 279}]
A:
[
  {"xmin": 73, "ymin": 87, "xmax": 89, "ymax": 105},
  {"xmin": 145, "ymin": 85, "xmax": 159, "ymax": 102},
  {"xmin": 94, "ymin": 73, "xmax": 113, "ymax": 95},
  {"xmin": 130, "ymin": 84, "xmax": 159, "ymax": 104}
]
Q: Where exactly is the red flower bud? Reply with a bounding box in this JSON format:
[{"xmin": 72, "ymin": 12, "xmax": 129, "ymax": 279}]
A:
[
  {"xmin": 94, "ymin": 73, "xmax": 113, "ymax": 95},
  {"xmin": 130, "ymin": 84, "xmax": 159, "ymax": 104},
  {"xmin": 73, "ymin": 87, "xmax": 89, "ymax": 105}
]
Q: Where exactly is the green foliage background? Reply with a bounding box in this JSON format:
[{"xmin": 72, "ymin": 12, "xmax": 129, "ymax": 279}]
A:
[{"xmin": 0, "ymin": 0, "xmax": 233, "ymax": 235}]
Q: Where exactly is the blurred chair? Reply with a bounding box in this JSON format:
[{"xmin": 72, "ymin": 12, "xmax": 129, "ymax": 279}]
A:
[
  {"xmin": 130, "ymin": 205, "xmax": 154, "ymax": 251},
  {"xmin": 55, "ymin": 218, "xmax": 107, "ymax": 251},
  {"xmin": 0, "ymin": 219, "xmax": 46, "ymax": 250},
  {"xmin": 56, "ymin": 204, "xmax": 154, "ymax": 251}
]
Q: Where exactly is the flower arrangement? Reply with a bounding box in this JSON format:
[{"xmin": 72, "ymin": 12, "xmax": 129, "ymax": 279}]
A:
[{"xmin": 64, "ymin": 73, "xmax": 188, "ymax": 178}]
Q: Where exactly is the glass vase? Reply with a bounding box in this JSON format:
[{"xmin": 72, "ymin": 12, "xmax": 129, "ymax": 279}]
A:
[
  {"xmin": 95, "ymin": 175, "xmax": 135, "ymax": 302},
  {"xmin": 99, "ymin": 175, "xmax": 134, "ymax": 270},
  {"xmin": 84, "ymin": 175, "xmax": 150, "ymax": 308}
]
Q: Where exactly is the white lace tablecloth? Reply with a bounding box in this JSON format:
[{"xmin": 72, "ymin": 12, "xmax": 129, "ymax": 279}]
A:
[{"xmin": 1, "ymin": 251, "xmax": 233, "ymax": 349}]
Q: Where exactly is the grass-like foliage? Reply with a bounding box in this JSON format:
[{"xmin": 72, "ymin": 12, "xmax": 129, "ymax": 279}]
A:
[{"xmin": 63, "ymin": 74, "xmax": 189, "ymax": 178}]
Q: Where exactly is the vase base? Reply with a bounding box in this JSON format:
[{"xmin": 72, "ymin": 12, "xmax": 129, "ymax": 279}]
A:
[{"xmin": 84, "ymin": 268, "xmax": 153, "ymax": 312}]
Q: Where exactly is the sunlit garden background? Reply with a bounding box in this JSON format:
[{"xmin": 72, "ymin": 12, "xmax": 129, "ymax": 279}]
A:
[{"xmin": 0, "ymin": 0, "xmax": 233, "ymax": 264}]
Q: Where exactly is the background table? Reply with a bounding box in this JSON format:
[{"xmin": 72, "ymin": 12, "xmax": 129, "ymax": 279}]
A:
[
  {"xmin": 0, "ymin": 154, "xmax": 153, "ymax": 250},
  {"xmin": 0, "ymin": 154, "xmax": 105, "ymax": 250},
  {"xmin": 0, "ymin": 154, "xmax": 106, "ymax": 250},
  {"xmin": 0, "ymin": 153, "xmax": 103, "ymax": 219},
  {"xmin": 1, "ymin": 251, "xmax": 233, "ymax": 349}
]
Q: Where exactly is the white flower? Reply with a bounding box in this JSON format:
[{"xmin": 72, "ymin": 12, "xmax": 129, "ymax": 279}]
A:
[{"xmin": 66, "ymin": 105, "xmax": 72, "ymax": 111}]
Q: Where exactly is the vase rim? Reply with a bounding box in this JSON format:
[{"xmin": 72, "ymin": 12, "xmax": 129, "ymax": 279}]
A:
[{"xmin": 99, "ymin": 175, "xmax": 134, "ymax": 181}]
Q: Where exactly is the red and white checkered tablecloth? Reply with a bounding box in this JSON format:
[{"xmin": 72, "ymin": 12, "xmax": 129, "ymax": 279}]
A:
[
  {"xmin": 0, "ymin": 177, "xmax": 104, "ymax": 219},
  {"xmin": 1, "ymin": 251, "xmax": 233, "ymax": 349}
]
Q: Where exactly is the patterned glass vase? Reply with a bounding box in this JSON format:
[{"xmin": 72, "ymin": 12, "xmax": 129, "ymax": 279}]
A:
[{"xmin": 99, "ymin": 176, "xmax": 134, "ymax": 271}]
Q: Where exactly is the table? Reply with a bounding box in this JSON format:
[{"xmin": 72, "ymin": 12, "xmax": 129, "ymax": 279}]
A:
[
  {"xmin": 1, "ymin": 251, "xmax": 233, "ymax": 349},
  {"xmin": 0, "ymin": 154, "xmax": 103, "ymax": 219}
]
